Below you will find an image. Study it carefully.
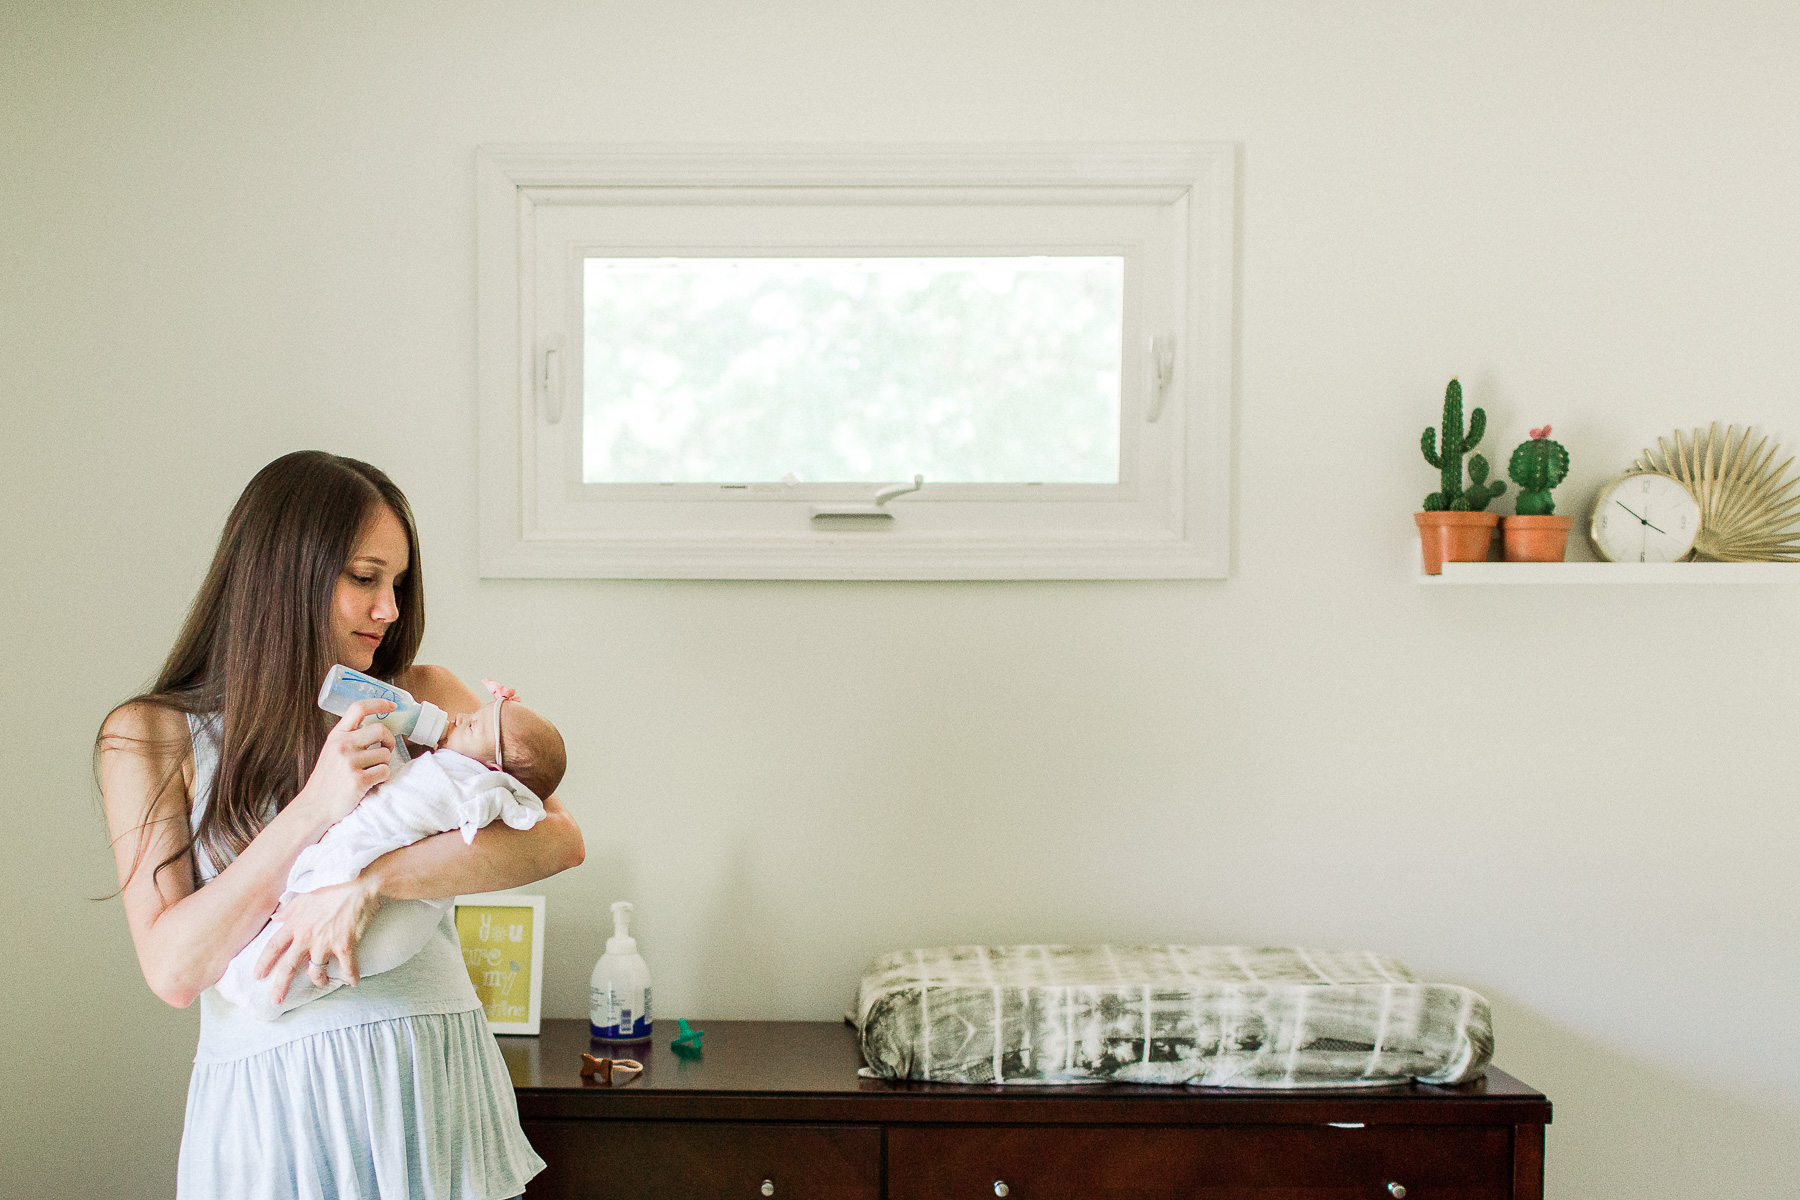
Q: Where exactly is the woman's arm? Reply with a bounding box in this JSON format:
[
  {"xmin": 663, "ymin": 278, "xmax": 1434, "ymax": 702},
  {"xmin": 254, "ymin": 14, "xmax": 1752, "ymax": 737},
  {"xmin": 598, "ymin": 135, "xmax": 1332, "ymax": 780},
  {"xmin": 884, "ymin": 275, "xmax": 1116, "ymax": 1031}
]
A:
[
  {"xmin": 99, "ymin": 699, "xmax": 398, "ymax": 1008},
  {"xmin": 364, "ymin": 793, "xmax": 584, "ymax": 899}
]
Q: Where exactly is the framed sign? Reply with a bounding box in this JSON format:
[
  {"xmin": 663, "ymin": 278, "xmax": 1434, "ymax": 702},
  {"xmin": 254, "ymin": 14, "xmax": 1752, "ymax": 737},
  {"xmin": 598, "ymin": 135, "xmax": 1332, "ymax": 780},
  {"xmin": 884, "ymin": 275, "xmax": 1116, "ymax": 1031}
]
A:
[{"xmin": 454, "ymin": 892, "xmax": 546, "ymax": 1035}]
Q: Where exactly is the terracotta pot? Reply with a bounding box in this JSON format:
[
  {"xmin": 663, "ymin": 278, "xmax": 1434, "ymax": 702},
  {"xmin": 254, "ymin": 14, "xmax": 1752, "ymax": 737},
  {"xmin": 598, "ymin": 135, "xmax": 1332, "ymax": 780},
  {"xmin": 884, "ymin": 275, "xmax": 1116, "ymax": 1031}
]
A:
[
  {"xmin": 1414, "ymin": 511, "xmax": 1500, "ymax": 574},
  {"xmin": 1501, "ymin": 514, "xmax": 1574, "ymax": 562}
]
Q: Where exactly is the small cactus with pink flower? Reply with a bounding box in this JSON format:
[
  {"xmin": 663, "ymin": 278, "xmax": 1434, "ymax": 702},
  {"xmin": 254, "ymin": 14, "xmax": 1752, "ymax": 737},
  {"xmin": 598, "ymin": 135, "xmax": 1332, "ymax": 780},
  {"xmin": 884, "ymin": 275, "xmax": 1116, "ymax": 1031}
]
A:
[{"xmin": 1508, "ymin": 426, "xmax": 1570, "ymax": 515}]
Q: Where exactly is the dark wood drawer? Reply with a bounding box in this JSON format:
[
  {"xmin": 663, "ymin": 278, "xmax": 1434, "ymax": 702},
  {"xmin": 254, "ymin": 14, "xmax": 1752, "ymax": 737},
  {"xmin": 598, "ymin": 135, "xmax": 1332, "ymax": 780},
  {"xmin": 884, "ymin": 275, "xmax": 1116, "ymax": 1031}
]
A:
[
  {"xmin": 520, "ymin": 1120, "xmax": 880, "ymax": 1200},
  {"xmin": 888, "ymin": 1123, "xmax": 1512, "ymax": 1200}
]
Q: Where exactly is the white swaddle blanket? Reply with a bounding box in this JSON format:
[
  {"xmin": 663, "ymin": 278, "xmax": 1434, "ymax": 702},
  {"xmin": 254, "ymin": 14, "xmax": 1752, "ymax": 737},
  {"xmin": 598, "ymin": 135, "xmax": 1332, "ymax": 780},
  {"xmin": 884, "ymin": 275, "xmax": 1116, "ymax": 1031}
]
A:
[{"xmin": 216, "ymin": 748, "xmax": 547, "ymax": 1021}]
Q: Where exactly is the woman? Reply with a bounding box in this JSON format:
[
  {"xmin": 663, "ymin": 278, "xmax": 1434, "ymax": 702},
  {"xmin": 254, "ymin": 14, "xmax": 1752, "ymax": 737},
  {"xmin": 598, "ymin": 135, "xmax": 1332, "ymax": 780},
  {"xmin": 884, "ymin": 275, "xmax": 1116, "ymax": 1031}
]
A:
[{"xmin": 98, "ymin": 451, "xmax": 583, "ymax": 1199}]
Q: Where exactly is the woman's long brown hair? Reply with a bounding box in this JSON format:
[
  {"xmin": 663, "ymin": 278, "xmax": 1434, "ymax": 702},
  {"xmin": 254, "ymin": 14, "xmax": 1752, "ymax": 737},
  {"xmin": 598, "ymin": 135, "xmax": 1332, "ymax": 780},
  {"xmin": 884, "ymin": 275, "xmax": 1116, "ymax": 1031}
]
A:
[{"xmin": 99, "ymin": 451, "xmax": 425, "ymax": 888}]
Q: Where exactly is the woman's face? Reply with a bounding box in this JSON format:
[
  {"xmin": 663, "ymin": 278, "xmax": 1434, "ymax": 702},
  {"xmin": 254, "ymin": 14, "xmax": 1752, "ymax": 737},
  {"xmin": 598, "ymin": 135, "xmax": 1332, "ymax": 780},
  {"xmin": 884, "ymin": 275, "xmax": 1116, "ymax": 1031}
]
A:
[{"xmin": 330, "ymin": 505, "xmax": 410, "ymax": 671}]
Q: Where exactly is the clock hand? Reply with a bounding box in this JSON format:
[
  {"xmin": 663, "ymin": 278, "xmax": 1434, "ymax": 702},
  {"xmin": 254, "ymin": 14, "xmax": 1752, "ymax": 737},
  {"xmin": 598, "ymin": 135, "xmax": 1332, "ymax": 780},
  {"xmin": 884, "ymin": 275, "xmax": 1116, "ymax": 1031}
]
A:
[{"xmin": 1615, "ymin": 500, "xmax": 1669, "ymax": 534}]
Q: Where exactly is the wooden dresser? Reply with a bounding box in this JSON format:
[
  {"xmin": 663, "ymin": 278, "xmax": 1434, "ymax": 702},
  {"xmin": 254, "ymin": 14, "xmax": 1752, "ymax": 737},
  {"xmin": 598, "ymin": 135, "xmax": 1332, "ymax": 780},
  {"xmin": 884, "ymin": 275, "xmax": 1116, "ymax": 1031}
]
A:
[{"xmin": 499, "ymin": 1019, "xmax": 1550, "ymax": 1200}]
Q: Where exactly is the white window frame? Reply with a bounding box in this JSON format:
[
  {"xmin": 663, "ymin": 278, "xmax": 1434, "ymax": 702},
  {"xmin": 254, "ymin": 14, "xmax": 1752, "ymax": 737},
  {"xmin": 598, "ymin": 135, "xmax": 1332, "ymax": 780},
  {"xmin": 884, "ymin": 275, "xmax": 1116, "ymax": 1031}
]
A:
[{"xmin": 476, "ymin": 143, "xmax": 1236, "ymax": 580}]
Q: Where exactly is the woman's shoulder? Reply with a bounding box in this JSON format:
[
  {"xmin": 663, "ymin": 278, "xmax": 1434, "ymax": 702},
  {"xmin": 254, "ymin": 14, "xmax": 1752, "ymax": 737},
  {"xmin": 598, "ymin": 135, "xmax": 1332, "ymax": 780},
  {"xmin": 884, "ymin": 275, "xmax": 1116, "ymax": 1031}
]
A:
[
  {"xmin": 99, "ymin": 698, "xmax": 194, "ymax": 756},
  {"xmin": 97, "ymin": 698, "xmax": 197, "ymax": 822},
  {"xmin": 394, "ymin": 664, "xmax": 482, "ymax": 714}
]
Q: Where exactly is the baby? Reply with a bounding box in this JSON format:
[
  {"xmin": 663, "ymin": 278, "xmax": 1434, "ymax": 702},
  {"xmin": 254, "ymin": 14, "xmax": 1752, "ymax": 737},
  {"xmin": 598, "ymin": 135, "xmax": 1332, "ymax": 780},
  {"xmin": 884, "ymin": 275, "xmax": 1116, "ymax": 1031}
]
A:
[{"xmin": 216, "ymin": 683, "xmax": 568, "ymax": 1020}]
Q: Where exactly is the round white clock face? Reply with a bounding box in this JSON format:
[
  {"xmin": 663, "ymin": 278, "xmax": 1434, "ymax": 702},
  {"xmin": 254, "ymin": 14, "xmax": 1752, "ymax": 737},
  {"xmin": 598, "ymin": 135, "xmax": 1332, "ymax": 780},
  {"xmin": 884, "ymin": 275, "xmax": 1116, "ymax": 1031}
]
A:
[{"xmin": 1590, "ymin": 473, "xmax": 1700, "ymax": 562}]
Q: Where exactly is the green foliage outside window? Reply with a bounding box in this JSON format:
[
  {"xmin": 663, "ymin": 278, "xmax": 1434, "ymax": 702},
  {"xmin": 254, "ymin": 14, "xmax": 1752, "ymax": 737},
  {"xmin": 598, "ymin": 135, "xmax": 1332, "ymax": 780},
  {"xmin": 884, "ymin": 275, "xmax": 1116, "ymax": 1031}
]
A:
[{"xmin": 581, "ymin": 257, "xmax": 1125, "ymax": 484}]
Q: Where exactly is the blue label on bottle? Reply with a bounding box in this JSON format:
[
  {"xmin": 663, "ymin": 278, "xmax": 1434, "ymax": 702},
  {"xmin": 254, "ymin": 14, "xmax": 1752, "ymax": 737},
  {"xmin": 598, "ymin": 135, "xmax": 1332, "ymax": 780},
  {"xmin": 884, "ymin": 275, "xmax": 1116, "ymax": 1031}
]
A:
[
  {"xmin": 329, "ymin": 666, "xmax": 404, "ymax": 705},
  {"xmin": 589, "ymin": 985, "xmax": 651, "ymax": 1041}
]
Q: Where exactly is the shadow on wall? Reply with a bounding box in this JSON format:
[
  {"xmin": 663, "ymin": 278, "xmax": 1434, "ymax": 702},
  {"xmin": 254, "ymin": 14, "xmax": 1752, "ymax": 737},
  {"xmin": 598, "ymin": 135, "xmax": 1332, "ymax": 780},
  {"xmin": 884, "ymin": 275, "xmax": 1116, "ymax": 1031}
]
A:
[
  {"xmin": 695, "ymin": 829, "xmax": 781, "ymax": 1017},
  {"xmin": 1482, "ymin": 989, "xmax": 1800, "ymax": 1199}
]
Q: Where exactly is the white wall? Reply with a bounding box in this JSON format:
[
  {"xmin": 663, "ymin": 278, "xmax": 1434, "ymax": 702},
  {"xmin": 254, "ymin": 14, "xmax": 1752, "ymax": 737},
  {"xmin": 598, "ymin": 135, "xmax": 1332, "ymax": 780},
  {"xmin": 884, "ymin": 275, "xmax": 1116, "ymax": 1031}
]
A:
[{"xmin": 4, "ymin": 1, "xmax": 1798, "ymax": 1195}]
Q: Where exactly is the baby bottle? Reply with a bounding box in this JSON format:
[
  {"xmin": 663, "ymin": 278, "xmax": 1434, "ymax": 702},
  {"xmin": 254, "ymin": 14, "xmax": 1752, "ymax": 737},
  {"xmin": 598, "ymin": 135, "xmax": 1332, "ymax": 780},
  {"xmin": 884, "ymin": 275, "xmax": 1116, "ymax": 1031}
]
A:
[{"xmin": 317, "ymin": 664, "xmax": 449, "ymax": 747}]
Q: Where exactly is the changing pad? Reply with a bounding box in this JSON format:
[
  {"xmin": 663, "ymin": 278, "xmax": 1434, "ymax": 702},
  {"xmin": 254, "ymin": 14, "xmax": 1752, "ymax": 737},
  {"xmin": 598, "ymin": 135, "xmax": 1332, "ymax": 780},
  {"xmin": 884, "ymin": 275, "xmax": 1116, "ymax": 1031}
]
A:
[{"xmin": 856, "ymin": 945, "xmax": 1492, "ymax": 1088}]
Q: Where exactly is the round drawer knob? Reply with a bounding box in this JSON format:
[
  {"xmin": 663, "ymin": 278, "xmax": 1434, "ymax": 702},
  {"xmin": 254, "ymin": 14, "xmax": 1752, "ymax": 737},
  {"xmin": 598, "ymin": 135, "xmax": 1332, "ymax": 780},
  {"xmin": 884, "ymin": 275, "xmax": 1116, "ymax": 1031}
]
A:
[
  {"xmin": 993, "ymin": 1184, "xmax": 1010, "ymax": 1198},
  {"xmin": 1387, "ymin": 1185, "xmax": 1407, "ymax": 1199},
  {"xmin": 761, "ymin": 1181, "xmax": 775, "ymax": 1197}
]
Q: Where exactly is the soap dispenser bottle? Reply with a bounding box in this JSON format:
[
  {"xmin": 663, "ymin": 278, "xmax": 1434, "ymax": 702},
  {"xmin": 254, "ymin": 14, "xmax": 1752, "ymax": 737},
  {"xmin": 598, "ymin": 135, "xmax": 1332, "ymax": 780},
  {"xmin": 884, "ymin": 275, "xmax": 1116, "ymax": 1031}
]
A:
[{"xmin": 589, "ymin": 901, "xmax": 652, "ymax": 1042}]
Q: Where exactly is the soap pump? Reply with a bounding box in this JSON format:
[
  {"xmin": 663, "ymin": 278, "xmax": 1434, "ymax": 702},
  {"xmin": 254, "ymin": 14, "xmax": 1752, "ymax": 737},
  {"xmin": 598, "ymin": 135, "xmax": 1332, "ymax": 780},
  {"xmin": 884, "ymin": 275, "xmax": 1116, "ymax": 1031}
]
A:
[{"xmin": 589, "ymin": 901, "xmax": 652, "ymax": 1042}]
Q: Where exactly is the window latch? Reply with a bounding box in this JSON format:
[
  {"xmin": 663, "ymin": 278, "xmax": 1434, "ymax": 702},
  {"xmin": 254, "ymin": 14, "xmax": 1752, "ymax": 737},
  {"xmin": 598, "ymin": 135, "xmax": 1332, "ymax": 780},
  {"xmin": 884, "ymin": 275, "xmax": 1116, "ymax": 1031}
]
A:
[
  {"xmin": 1145, "ymin": 333, "xmax": 1176, "ymax": 422},
  {"xmin": 540, "ymin": 334, "xmax": 565, "ymax": 424},
  {"xmin": 810, "ymin": 475, "xmax": 924, "ymax": 521}
]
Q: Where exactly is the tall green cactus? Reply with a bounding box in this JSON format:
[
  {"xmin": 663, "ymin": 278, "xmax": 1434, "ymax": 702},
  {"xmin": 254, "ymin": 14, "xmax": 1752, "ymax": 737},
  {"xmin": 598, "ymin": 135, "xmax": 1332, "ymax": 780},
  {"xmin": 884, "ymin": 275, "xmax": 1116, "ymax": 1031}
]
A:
[
  {"xmin": 1420, "ymin": 378, "xmax": 1505, "ymax": 511},
  {"xmin": 1508, "ymin": 425, "xmax": 1570, "ymax": 515}
]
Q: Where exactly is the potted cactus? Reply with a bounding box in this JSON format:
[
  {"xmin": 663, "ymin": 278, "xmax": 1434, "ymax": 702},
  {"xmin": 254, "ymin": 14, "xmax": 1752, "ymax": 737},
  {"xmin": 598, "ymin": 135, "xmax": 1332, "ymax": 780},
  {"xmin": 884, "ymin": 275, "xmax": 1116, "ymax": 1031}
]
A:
[
  {"xmin": 1415, "ymin": 378, "xmax": 1505, "ymax": 573},
  {"xmin": 1501, "ymin": 426, "xmax": 1573, "ymax": 561}
]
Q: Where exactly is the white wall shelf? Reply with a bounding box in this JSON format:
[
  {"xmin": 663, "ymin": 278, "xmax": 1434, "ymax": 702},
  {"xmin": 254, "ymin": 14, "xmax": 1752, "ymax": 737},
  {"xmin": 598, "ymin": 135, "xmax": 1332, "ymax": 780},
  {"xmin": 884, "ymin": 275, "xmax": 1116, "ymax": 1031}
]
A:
[{"xmin": 1418, "ymin": 561, "xmax": 1800, "ymax": 585}]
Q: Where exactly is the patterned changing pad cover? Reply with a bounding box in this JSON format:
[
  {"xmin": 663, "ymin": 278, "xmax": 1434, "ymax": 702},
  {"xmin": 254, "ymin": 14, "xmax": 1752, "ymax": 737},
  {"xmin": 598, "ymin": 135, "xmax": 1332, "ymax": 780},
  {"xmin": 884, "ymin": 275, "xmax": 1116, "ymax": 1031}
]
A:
[{"xmin": 856, "ymin": 945, "xmax": 1493, "ymax": 1088}]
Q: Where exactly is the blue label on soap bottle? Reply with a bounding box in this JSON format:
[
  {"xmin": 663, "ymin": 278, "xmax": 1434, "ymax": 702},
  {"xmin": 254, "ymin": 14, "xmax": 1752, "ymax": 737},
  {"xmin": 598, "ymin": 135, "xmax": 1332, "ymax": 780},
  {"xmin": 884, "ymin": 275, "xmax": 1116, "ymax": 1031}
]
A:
[{"xmin": 590, "ymin": 988, "xmax": 652, "ymax": 1040}]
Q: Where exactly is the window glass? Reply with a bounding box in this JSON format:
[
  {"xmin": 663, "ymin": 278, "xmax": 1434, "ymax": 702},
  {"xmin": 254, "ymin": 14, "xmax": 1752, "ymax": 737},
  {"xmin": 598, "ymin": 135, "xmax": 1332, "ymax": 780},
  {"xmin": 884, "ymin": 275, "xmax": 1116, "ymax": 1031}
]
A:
[{"xmin": 581, "ymin": 256, "xmax": 1124, "ymax": 484}]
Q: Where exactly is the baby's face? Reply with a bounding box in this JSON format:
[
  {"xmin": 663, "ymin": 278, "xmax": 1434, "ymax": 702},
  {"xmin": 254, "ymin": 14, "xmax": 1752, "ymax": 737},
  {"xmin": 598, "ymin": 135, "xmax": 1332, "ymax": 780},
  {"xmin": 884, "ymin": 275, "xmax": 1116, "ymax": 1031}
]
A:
[{"xmin": 440, "ymin": 703, "xmax": 501, "ymax": 765}]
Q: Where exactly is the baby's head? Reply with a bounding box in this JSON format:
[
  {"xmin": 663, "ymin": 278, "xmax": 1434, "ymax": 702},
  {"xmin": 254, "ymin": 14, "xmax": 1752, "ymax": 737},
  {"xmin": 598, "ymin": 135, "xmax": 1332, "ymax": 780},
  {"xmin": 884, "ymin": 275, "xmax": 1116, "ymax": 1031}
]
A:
[{"xmin": 440, "ymin": 698, "xmax": 566, "ymax": 799}]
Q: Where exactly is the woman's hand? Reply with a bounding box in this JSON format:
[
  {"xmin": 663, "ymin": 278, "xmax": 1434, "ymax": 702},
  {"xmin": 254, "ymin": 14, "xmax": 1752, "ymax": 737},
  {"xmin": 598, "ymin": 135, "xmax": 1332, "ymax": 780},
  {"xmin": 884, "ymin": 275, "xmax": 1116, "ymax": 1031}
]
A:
[
  {"xmin": 254, "ymin": 876, "xmax": 384, "ymax": 1002},
  {"xmin": 297, "ymin": 699, "xmax": 397, "ymax": 824}
]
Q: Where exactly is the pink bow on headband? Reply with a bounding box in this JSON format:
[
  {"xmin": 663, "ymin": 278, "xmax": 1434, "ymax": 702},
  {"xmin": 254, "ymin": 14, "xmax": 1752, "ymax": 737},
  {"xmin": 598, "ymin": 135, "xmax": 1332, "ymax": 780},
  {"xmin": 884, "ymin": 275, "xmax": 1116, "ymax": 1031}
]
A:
[{"xmin": 483, "ymin": 679, "xmax": 518, "ymax": 702}]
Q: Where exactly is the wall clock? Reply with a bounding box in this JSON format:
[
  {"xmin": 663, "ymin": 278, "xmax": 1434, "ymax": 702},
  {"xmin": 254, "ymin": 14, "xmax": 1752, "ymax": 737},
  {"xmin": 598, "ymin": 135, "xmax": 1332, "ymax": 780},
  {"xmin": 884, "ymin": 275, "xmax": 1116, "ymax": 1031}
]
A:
[{"xmin": 1589, "ymin": 472, "xmax": 1700, "ymax": 562}]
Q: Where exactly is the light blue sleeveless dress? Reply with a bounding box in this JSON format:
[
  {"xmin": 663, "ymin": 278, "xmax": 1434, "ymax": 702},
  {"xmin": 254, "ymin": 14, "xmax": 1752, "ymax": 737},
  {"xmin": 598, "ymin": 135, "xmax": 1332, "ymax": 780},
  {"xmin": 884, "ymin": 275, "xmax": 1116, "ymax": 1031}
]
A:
[{"xmin": 177, "ymin": 713, "xmax": 545, "ymax": 1200}]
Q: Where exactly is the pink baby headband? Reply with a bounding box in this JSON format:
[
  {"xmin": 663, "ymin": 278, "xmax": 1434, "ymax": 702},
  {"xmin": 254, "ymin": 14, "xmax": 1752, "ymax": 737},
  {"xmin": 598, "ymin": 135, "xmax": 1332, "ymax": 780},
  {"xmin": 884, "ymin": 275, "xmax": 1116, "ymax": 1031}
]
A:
[{"xmin": 483, "ymin": 679, "xmax": 517, "ymax": 772}]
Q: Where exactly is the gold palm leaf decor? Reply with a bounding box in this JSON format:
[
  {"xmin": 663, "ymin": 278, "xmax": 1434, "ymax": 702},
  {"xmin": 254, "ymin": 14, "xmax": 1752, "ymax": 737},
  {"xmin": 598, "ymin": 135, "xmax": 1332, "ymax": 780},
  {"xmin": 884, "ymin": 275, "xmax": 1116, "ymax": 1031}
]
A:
[{"xmin": 1633, "ymin": 424, "xmax": 1800, "ymax": 561}]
